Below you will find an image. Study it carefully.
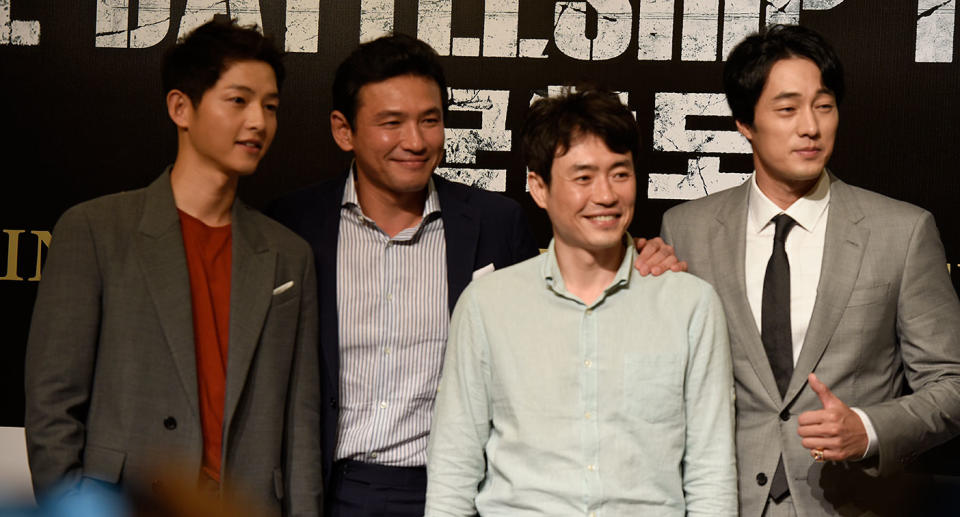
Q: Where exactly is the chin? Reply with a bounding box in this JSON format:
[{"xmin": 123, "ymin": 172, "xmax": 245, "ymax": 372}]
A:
[
  {"xmin": 585, "ymin": 236, "xmax": 627, "ymax": 253},
  {"xmin": 231, "ymin": 166, "xmax": 259, "ymax": 177},
  {"xmin": 790, "ymin": 169, "xmax": 824, "ymax": 182},
  {"xmin": 395, "ymin": 175, "xmax": 433, "ymax": 192}
]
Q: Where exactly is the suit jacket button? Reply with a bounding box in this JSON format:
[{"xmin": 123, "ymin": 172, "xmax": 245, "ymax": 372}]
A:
[
  {"xmin": 163, "ymin": 416, "xmax": 177, "ymax": 430},
  {"xmin": 780, "ymin": 409, "xmax": 790, "ymax": 421},
  {"xmin": 756, "ymin": 473, "xmax": 768, "ymax": 486}
]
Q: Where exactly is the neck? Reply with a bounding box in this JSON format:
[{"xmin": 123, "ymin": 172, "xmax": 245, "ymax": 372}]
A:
[
  {"xmin": 169, "ymin": 155, "xmax": 237, "ymax": 227},
  {"xmin": 553, "ymin": 238, "xmax": 625, "ymax": 306},
  {"xmin": 354, "ymin": 173, "xmax": 427, "ymax": 238},
  {"xmin": 755, "ymin": 170, "xmax": 820, "ymax": 210}
]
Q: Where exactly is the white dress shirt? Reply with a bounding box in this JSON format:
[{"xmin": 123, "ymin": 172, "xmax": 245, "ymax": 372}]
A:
[{"xmin": 745, "ymin": 171, "xmax": 878, "ymax": 457}]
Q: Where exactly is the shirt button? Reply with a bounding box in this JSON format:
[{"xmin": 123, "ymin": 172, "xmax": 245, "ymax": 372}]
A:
[
  {"xmin": 386, "ymin": 293, "xmax": 393, "ymax": 301},
  {"xmin": 384, "ymin": 347, "xmax": 392, "ymax": 355},
  {"xmin": 585, "ymin": 308, "xmax": 593, "ymax": 315},
  {"xmin": 584, "ymin": 360, "xmax": 592, "ymax": 367},
  {"xmin": 379, "ymin": 401, "xmax": 388, "ymax": 409},
  {"xmin": 370, "ymin": 452, "xmax": 379, "ymax": 459},
  {"xmin": 586, "ymin": 464, "xmax": 595, "ymax": 471},
  {"xmin": 585, "ymin": 412, "xmax": 592, "ymax": 420},
  {"xmin": 589, "ymin": 513, "xmax": 596, "ymax": 517}
]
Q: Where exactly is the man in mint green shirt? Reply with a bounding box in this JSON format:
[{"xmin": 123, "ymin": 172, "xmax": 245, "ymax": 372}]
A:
[{"xmin": 424, "ymin": 88, "xmax": 737, "ymax": 517}]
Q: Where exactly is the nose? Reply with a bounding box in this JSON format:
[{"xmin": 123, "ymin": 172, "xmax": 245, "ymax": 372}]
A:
[
  {"xmin": 797, "ymin": 106, "xmax": 820, "ymax": 139},
  {"xmin": 593, "ymin": 175, "xmax": 616, "ymax": 205},
  {"xmin": 245, "ymin": 103, "xmax": 267, "ymax": 133},
  {"xmin": 401, "ymin": 121, "xmax": 427, "ymax": 153}
]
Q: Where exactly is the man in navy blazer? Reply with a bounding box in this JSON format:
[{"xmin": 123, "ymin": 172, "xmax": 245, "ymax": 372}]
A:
[
  {"xmin": 269, "ymin": 167, "xmax": 540, "ymax": 493},
  {"xmin": 269, "ymin": 35, "xmax": 682, "ymax": 517}
]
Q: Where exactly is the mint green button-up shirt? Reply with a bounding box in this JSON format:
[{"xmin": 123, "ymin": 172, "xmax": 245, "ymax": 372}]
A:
[{"xmin": 425, "ymin": 239, "xmax": 737, "ymax": 516}]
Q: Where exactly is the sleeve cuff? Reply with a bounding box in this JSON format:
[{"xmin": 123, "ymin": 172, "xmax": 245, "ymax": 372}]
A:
[{"xmin": 850, "ymin": 407, "xmax": 879, "ymax": 459}]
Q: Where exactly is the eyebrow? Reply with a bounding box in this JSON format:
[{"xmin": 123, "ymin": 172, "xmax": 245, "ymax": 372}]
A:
[
  {"xmin": 571, "ymin": 164, "xmax": 599, "ymax": 172},
  {"xmin": 373, "ymin": 107, "xmax": 443, "ymax": 119},
  {"xmin": 571, "ymin": 159, "xmax": 633, "ymax": 171},
  {"xmin": 771, "ymin": 91, "xmax": 802, "ymax": 101},
  {"xmin": 225, "ymin": 85, "xmax": 280, "ymax": 99},
  {"xmin": 815, "ymin": 87, "xmax": 834, "ymax": 98},
  {"xmin": 226, "ymin": 85, "xmax": 256, "ymax": 94},
  {"xmin": 771, "ymin": 88, "xmax": 834, "ymax": 102}
]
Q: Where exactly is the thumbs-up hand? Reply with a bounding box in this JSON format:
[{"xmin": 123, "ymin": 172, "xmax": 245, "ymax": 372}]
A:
[{"xmin": 796, "ymin": 373, "xmax": 868, "ymax": 462}]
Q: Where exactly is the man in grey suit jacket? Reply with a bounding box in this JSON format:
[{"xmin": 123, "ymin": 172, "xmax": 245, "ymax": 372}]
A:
[
  {"xmin": 24, "ymin": 19, "xmax": 321, "ymax": 516},
  {"xmin": 662, "ymin": 25, "xmax": 960, "ymax": 516}
]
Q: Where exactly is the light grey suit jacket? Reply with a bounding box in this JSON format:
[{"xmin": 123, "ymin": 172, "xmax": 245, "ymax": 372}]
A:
[
  {"xmin": 25, "ymin": 172, "xmax": 322, "ymax": 516},
  {"xmin": 662, "ymin": 174, "xmax": 960, "ymax": 517}
]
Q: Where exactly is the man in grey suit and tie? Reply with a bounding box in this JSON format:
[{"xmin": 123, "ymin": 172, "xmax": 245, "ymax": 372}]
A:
[
  {"xmin": 24, "ymin": 19, "xmax": 321, "ymax": 516},
  {"xmin": 661, "ymin": 24, "xmax": 960, "ymax": 516}
]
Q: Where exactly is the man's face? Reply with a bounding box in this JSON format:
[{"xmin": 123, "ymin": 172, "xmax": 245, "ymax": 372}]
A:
[
  {"xmin": 331, "ymin": 74, "xmax": 445, "ymax": 196},
  {"xmin": 529, "ymin": 134, "xmax": 636, "ymax": 255},
  {"xmin": 181, "ymin": 60, "xmax": 279, "ymax": 176},
  {"xmin": 738, "ymin": 57, "xmax": 838, "ymax": 190}
]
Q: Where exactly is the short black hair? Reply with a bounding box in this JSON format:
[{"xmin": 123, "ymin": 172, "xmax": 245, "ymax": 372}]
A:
[
  {"xmin": 521, "ymin": 86, "xmax": 639, "ymax": 184},
  {"xmin": 162, "ymin": 17, "xmax": 284, "ymax": 106},
  {"xmin": 332, "ymin": 34, "xmax": 448, "ymax": 128},
  {"xmin": 724, "ymin": 24, "xmax": 844, "ymax": 126}
]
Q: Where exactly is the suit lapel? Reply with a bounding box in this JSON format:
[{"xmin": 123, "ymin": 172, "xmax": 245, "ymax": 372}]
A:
[
  {"xmin": 223, "ymin": 201, "xmax": 276, "ymax": 435},
  {"xmin": 435, "ymin": 177, "xmax": 479, "ymax": 312},
  {"xmin": 712, "ymin": 182, "xmax": 784, "ymax": 405},
  {"xmin": 785, "ymin": 178, "xmax": 868, "ymax": 403},
  {"xmin": 319, "ymin": 174, "xmax": 348, "ymax": 393},
  {"xmin": 136, "ymin": 172, "xmax": 199, "ymax": 416}
]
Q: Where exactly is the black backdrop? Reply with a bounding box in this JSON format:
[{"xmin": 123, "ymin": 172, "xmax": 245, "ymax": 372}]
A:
[{"xmin": 2, "ymin": 1, "xmax": 958, "ymax": 445}]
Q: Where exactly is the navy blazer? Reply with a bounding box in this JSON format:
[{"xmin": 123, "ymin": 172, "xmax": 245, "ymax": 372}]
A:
[{"xmin": 268, "ymin": 171, "xmax": 539, "ymax": 487}]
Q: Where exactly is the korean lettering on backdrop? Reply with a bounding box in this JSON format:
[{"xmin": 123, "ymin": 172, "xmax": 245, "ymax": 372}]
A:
[{"xmin": 1, "ymin": 0, "xmax": 956, "ymax": 281}]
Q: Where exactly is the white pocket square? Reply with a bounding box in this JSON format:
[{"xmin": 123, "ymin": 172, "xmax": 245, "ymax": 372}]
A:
[
  {"xmin": 273, "ymin": 281, "xmax": 294, "ymax": 295},
  {"xmin": 472, "ymin": 263, "xmax": 495, "ymax": 280}
]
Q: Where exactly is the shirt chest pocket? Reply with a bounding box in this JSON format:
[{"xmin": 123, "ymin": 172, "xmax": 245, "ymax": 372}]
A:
[{"xmin": 623, "ymin": 353, "xmax": 683, "ymax": 425}]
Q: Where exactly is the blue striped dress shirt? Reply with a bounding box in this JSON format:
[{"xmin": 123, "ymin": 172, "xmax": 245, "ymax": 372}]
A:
[{"xmin": 335, "ymin": 174, "xmax": 449, "ymax": 466}]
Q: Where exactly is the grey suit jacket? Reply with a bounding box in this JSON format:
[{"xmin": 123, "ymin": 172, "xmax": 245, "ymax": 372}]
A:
[
  {"xmin": 25, "ymin": 172, "xmax": 322, "ymax": 516},
  {"xmin": 662, "ymin": 175, "xmax": 960, "ymax": 517}
]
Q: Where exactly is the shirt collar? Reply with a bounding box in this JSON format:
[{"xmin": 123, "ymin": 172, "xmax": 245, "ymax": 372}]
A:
[
  {"xmin": 341, "ymin": 163, "xmax": 442, "ymax": 220},
  {"xmin": 541, "ymin": 233, "xmax": 635, "ymax": 306},
  {"xmin": 747, "ymin": 170, "xmax": 830, "ymax": 234}
]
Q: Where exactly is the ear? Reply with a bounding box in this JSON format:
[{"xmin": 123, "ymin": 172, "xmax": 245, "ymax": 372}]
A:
[
  {"xmin": 330, "ymin": 110, "xmax": 355, "ymax": 152},
  {"xmin": 735, "ymin": 119, "xmax": 754, "ymax": 141},
  {"xmin": 527, "ymin": 171, "xmax": 549, "ymax": 210},
  {"xmin": 166, "ymin": 89, "xmax": 193, "ymax": 130}
]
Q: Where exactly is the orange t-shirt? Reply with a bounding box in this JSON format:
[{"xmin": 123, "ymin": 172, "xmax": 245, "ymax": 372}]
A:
[{"xmin": 178, "ymin": 209, "xmax": 232, "ymax": 482}]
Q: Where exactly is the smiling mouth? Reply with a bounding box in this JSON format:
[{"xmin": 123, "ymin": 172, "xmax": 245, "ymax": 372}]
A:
[
  {"xmin": 237, "ymin": 140, "xmax": 263, "ymax": 150},
  {"xmin": 586, "ymin": 214, "xmax": 620, "ymax": 222},
  {"xmin": 393, "ymin": 158, "xmax": 432, "ymax": 169}
]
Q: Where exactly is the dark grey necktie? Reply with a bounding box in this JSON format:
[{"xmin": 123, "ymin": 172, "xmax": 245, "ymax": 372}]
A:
[
  {"xmin": 762, "ymin": 213, "xmax": 796, "ymax": 503},
  {"xmin": 762, "ymin": 214, "xmax": 797, "ymax": 398}
]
